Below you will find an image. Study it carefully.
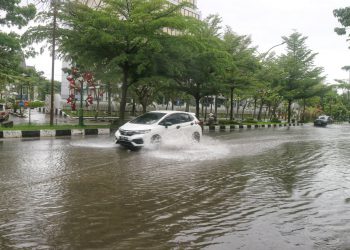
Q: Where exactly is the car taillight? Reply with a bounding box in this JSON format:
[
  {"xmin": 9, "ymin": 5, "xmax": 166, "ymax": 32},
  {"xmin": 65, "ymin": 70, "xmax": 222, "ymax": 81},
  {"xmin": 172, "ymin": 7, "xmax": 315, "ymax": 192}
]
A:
[{"xmin": 195, "ymin": 120, "xmax": 203, "ymax": 126}]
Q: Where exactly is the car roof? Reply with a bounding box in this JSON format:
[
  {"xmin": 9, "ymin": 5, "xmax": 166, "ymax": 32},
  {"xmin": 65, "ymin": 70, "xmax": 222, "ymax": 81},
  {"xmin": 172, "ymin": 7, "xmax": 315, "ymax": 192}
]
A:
[{"xmin": 149, "ymin": 110, "xmax": 195, "ymax": 115}]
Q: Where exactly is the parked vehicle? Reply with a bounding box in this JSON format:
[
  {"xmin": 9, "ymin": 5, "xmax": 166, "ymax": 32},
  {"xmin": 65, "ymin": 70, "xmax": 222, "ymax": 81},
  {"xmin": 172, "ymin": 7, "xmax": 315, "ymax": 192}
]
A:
[
  {"xmin": 0, "ymin": 103, "xmax": 9, "ymax": 122},
  {"xmin": 314, "ymin": 115, "xmax": 332, "ymax": 127},
  {"xmin": 115, "ymin": 111, "xmax": 202, "ymax": 150}
]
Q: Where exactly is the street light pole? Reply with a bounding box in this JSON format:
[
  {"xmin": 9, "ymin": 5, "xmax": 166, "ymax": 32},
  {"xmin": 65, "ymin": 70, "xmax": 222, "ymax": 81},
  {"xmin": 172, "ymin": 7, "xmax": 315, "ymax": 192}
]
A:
[
  {"xmin": 259, "ymin": 41, "xmax": 286, "ymax": 61},
  {"xmin": 50, "ymin": 0, "xmax": 58, "ymax": 126},
  {"xmin": 79, "ymin": 78, "xmax": 84, "ymax": 126}
]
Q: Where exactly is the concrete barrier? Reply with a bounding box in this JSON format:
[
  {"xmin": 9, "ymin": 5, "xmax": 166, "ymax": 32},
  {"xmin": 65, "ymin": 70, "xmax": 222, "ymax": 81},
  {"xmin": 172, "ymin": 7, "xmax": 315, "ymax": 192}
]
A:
[
  {"xmin": 40, "ymin": 130, "xmax": 56, "ymax": 137},
  {"xmin": 71, "ymin": 129, "xmax": 84, "ymax": 136},
  {"xmin": 0, "ymin": 128, "xmax": 111, "ymax": 139},
  {"xmin": 3, "ymin": 130, "xmax": 22, "ymax": 138},
  {"xmin": 98, "ymin": 128, "xmax": 110, "ymax": 135},
  {"xmin": 202, "ymin": 123, "xmax": 303, "ymax": 133},
  {"xmin": 22, "ymin": 130, "xmax": 40, "ymax": 138},
  {"xmin": 55, "ymin": 130, "xmax": 72, "ymax": 136}
]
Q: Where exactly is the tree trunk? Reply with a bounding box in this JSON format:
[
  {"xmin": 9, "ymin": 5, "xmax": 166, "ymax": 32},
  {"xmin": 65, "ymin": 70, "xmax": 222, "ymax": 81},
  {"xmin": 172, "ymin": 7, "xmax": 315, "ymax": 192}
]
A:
[
  {"xmin": 95, "ymin": 90, "xmax": 100, "ymax": 121},
  {"xmin": 204, "ymin": 104, "xmax": 207, "ymax": 121},
  {"xmin": 271, "ymin": 101, "xmax": 278, "ymax": 120},
  {"xmin": 301, "ymin": 99, "xmax": 306, "ymax": 123},
  {"xmin": 214, "ymin": 95, "xmax": 218, "ymax": 122},
  {"xmin": 201, "ymin": 98, "xmax": 204, "ymax": 118},
  {"xmin": 241, "ymin": 102, "xmax": 248, "ymax": 120},
  {"xmin": 253, "ymin": 98, "xmax": 257, "ymax": 119},
  {"xmin": 257, "ymin": 99, "xmax": 264, "ymax": 121},
  {"xmin": 141, "ymin": 103, "xmax": 147, "ymax": 113},
  {"xmin": 287, "ymin": 100, "xmax": 292, "ymax": 123},
  {"xmin": 264, "ymin": 105, "xmax": 270, "ymax": 121},
  {"xmin": 107, "ymin": 83, "xmax": 112, "ymax": 114},
  {"xmin": 230, "ymin": 87, "xmax": 234, "ymax": 121},
  {"xmin": 131, "ymin": 99, "xmax": 136, "ymax": 116},
  {"xmin": 119, "ymin": 67, "xmax": 129, "ymax": 122},
  {"xmin": 195, "ymin": 96, "xmax": 200, "ymax": 119}
]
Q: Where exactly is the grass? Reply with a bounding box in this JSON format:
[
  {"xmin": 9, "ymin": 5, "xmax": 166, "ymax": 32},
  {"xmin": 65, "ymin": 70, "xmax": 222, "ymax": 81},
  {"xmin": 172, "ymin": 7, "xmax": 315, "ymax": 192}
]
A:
[
  {"xmin": 0, "ymin": 124, "xmax": 110, "ymax": 131},
  {"xmin": 217, "ymin": 119, "xmax": 288, "ymax": 126},
  {"xmin": 63, "ymin": 110, "xmax": 118, "ymax": 118}
]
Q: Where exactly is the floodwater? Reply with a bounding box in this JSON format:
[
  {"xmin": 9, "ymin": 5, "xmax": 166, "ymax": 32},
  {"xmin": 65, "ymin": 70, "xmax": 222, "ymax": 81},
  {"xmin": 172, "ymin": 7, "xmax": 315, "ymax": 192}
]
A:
[{"xmin": 1, "ymin": 124, "xmax": 350, "ymax": 249}]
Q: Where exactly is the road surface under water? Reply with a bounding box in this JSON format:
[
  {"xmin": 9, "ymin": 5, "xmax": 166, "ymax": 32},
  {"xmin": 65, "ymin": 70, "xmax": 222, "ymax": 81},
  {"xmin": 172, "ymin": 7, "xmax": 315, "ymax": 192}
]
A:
[{"xmin": 1, "ymin": 124, "xmax": 350, "ymax": 249}]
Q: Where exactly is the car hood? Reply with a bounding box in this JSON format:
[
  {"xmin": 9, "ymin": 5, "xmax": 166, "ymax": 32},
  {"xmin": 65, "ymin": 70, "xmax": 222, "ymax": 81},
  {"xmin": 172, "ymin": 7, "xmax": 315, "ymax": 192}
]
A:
[{"xmin": 119, "ymin": 122, "xmax": 154, "ymax": 131}]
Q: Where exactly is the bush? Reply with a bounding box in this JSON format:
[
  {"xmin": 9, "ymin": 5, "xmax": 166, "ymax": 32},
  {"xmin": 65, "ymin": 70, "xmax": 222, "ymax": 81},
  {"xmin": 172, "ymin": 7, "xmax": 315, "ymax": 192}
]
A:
[
  {"xmin": 29, "ymin": 101, "xmax": 45, "ymax": 108},
  {"xmin": 270, "ymin": 117, "xmax": 281, "ymax": 123},
  {"xmin": 244, "ymin": 118, "xmax": 258, "ymax": 124},
  {"xmin": 218, "ymin": 119, "xmax": 240, "ymax": 125}
]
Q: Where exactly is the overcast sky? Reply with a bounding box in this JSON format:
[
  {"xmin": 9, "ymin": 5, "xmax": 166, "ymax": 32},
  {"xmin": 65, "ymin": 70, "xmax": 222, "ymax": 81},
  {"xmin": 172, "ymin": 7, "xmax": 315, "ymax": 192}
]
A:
[
  {"xmin": 197, "ymin": 0, "xmax": 350, "ymax": 84},
  {"xmin": 27, "ymin": 0, "xmax": 350, "ymax": 84}
]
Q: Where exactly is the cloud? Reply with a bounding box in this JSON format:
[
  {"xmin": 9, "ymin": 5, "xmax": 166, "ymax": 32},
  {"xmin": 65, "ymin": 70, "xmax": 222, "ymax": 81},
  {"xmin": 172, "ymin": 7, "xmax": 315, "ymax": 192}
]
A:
[{"xmin": 198, "ymin": 0, "xmax": 350, "ymax": 83}]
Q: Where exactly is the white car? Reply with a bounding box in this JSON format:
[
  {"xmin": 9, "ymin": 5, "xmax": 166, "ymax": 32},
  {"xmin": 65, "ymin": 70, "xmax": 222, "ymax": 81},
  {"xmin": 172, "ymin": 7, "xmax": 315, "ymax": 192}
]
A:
[{"xmin": 115, "ymin": 111, "xmax": 202, "ymax": 150}]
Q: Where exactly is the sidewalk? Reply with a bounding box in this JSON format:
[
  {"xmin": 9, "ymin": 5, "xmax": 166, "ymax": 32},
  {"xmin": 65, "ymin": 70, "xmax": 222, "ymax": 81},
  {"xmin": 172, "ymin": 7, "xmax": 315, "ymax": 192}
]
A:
[{"xmin": 10, "ymin": 108, "xmax": 110, "ymax": 126}]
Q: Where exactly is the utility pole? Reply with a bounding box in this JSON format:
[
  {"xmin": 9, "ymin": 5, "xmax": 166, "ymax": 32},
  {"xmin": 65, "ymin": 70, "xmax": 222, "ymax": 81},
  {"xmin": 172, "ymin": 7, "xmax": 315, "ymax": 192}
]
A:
[{"xmin": 50, "ymin": 0, "xmax": 58, "ymax": 126}]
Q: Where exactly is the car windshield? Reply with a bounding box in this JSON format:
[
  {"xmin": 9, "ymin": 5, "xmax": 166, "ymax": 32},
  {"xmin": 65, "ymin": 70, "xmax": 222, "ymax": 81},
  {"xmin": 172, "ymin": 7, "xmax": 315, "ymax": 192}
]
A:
[{"xmin": 130, "ymin": 112, "xmax": 166, "ymax": 125}]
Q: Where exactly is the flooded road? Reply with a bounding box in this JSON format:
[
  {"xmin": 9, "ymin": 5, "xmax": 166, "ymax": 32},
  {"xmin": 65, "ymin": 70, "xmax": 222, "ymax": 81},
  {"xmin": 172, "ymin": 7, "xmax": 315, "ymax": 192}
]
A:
[{"xmin": 1, "ymin": 124, "xmax": 350, "ymax": 249}]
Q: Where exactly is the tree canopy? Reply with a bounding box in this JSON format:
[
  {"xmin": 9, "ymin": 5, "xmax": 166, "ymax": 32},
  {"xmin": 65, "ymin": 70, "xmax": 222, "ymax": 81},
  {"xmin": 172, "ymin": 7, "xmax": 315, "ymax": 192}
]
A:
[
  {"xmin": 0, "ymin": 0, "xmax": 36, "ymax": 96},
  {"xmin": 278, "ymin": 32, "xmax": 324, "ymax": 122}
]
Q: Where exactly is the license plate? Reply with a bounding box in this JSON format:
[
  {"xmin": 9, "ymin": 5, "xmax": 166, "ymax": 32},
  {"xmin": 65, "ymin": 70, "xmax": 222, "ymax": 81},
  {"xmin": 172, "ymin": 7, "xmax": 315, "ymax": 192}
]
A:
[{"xmin": 120, "ymin": 136, "xmax": 129, "ymax": 141}]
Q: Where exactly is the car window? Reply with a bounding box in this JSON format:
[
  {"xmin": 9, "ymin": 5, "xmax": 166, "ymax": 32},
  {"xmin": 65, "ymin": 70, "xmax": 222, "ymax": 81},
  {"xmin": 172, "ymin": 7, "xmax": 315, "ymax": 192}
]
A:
[
  {"xmin": 130, "ymin": 112, "xmax": 166, "ymax": 125},
  {"xmin": 160, "ymin": 114, "xmax": 182, "ymax": 125},
  {"xmin": 179, "ymin": 113, "xmax": 193, "ymax": 123},
  {"xmin": 160, "ymin": 113, "xmax": 194, "ymax": 125}
]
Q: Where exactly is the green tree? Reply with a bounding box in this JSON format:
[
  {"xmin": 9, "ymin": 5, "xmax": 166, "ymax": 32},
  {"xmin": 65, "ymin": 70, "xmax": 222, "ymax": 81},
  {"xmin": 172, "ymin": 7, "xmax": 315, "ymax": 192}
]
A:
[
  {"xmin": 0, "ymin": 0, "xmax": 35, "ymax": 93},
  {"xmin": 159, "ymin": 15, "xmax": 230, "ymax": 118},
  {"xmin": 0, "ymin": 0, "xmax": 36, "ymax": 27},
  {"xmin": 278, "ymin": 32, "xmax": 324, "ymax": 123},
  {"xmin": 255, "ymin": 55, "xmax": 286, "ymax": 121},
  {"xmin": 334, "ymin": 7, "xmax": 350, "ymax": 38},
  {"xmin": 222, "ymin": 27, "xmax": 259, "ymax": 120},
  {"xmin": 24, "ymin": 0, "xmax": 195, "ymax": 122}
]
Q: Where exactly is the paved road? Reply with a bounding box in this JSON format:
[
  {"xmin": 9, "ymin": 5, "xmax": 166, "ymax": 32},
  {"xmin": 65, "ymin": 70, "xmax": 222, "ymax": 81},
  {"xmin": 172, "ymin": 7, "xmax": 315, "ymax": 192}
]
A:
[{"xmin": 1, "ymin": 124, "xmax": 350, "ymax": 249}]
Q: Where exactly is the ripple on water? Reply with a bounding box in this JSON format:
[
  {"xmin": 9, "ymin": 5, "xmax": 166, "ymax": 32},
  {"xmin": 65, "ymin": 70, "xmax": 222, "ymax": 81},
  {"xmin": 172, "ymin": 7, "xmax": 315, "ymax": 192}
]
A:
[
  {"xmin": 3, "ymin": 126, "xmax": 350, "ymax": 249},
  {"xmin": 69, "ymin": 136, "xmax": 116, "ymax": 148}
]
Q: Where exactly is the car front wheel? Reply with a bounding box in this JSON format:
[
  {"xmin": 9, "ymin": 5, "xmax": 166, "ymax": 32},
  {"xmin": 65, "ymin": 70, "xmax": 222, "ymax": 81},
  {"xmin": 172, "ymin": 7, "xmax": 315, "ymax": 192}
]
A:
[
  {"xmin": 150, "ymin": 134, "xmax": 161, "ymax": 144},
  {"xmin": 192, "ymin": 132, "xmax": 200, "ymax": 142}
]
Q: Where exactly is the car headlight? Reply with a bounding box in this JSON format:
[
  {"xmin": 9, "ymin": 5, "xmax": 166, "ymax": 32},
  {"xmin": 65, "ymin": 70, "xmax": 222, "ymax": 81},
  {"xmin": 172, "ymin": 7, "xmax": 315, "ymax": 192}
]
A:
[{"xmin": 134, "ymin": 129, "xmax": 151, "ymax": 134}]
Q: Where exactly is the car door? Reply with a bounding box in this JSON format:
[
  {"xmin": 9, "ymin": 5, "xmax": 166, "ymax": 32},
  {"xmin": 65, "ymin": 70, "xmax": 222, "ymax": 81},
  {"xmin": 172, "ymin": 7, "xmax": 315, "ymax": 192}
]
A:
[
  {"xmin": 174, "ymin": 113, "xmax": 196, "ymax": 137},
  {"xmin": 158, "ymin": 113, "xmax": 183, "ymax": 140}
]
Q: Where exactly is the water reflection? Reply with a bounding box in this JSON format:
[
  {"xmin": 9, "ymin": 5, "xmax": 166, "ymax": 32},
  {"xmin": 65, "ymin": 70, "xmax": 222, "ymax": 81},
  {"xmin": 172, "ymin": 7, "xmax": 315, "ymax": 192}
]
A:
[{"xmin": 1, "ymin": 125, "xmax": 350, "ymax": 249}]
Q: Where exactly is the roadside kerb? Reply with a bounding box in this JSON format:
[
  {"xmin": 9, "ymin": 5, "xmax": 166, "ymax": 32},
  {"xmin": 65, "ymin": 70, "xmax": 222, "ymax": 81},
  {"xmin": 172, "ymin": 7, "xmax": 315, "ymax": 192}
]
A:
[
  {"xmin": 203, "ymin": 123, "xmax": 303, "ymax": 132},
  {"xmin": 0, "ymin": 128, "xmax": 111, "ymax": 138}
]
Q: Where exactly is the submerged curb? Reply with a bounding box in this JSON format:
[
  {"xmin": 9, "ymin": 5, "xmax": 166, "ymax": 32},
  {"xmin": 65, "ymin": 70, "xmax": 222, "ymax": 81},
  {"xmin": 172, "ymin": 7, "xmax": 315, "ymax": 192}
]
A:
[
  {"xmin": 0, "ymin": 128, "xmax": 110, "ymax": 139},
  {"xmin": 203, "ymin": 123, "xmax": 303, "ymax": 132},
  {"xmin": 0, "ymin": 123, "xmax": 303, "ymax": 138}
]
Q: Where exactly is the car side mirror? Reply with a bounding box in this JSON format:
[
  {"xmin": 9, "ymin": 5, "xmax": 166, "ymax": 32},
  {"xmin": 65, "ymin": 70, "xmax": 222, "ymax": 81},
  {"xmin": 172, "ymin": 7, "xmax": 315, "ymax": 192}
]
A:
[{"xmin": 163, "ymin": 121, "xmax": 172, "ymax": 128}]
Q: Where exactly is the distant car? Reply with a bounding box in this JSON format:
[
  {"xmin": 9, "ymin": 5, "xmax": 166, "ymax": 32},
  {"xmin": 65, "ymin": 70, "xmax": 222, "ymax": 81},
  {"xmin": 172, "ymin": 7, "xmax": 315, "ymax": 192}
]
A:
[
  {"xmin": 314, "ymin": 115, "xmax": 332, "ymax": 127},
  {"xmin": 0, "ymin": 103, "xmax": 9, "ymax": 122},
  {"xmin": 115, "ymin": 111, "xmax": 202, "ymax": 150}
]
